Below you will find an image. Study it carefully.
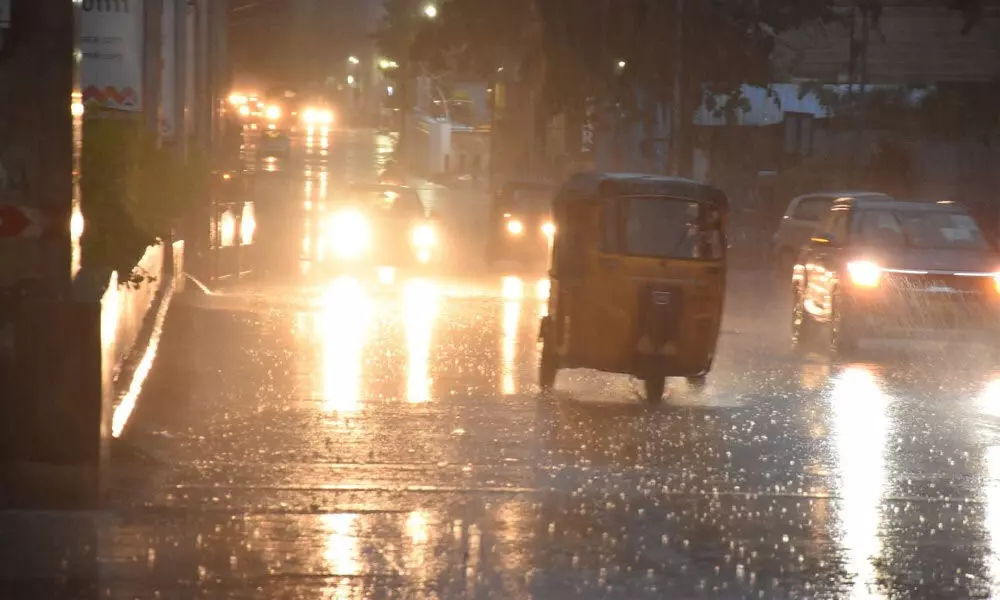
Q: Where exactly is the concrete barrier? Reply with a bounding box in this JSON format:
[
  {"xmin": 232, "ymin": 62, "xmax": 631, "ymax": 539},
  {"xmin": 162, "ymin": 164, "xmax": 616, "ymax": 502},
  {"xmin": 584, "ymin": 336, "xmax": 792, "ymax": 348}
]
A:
[
  {"xmin": 101, "ymin": 244, "xmax": 165, "ymax": 385},
  {"xmin": 106, "ymin": 241, "xmax": 184, "ymax": 439}
]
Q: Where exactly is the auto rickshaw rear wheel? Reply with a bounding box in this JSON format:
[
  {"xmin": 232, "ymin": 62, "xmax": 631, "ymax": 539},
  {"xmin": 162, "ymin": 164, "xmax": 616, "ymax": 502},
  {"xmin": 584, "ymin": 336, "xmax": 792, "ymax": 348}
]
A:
[
  {"xmin": 686, "ymin": 375, "xmax": 707, "ymax": 390},
  {"xmin": 644, "ymin": 376, "xmax": 665, "ymax": 404}
]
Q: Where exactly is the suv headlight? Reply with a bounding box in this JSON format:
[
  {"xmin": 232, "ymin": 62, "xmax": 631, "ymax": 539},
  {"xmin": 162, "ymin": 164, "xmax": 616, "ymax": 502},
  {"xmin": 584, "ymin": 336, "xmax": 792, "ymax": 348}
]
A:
[
  {"xmin": 328, "ymin": 209, "xmax": 371, "ymax": 258},
  {"xmin": 412, "ymin": 223, "xmax": 436, "ymax": 249},
  {"xmin": 847, "ymin": 260, "xmax": 882, "ymax": 288}
]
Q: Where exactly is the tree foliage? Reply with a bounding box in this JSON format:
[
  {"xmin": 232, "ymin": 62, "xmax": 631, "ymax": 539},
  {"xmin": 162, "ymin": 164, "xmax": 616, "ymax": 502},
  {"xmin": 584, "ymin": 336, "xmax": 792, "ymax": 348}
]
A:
[
  {"xmin": 376, "ymin": 0, "xmax": 994, "ymax": 172},
  {"xmin": 379, "ymin": 0, "xmax": 988, "ymax": 109},
  {"xmin": 81, "ymin": 117, "xmax": 208, "ymax": 284}
]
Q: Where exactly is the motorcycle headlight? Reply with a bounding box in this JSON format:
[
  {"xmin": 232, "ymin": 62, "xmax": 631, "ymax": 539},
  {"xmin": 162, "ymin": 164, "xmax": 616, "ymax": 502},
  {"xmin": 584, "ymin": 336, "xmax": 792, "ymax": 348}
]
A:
[
  {"xmin": 265, "ymin": 105, "xmax": 282, "ymax": 121},
  {"xmin": 507, "ymin": 219, "xmax": 524, "ymax": 235},
  {"xmin": 847, "ymin": 260, "xmax": 881, "ymax": 288},
  {"xmin": 412, "ymin": 223, "xmax": 436, "ymax": 249},
  {"xmin": 327, "ymin": 209, "xmax": 371, "ymax": 259}
]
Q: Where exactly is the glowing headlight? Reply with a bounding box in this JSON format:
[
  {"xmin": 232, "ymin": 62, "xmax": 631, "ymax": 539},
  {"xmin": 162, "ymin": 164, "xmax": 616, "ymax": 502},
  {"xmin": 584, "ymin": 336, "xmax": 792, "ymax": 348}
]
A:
[
  {"xmin": 507, "ymin": 220, "xmax": 524, "ymax": 235},
  {"xmin": 265, "ymin": 105, "xmax": 282, "ymax": 121},
  {"xmin": 993, "ymin": 272, "xmax": 1000, "ymax": 294},
  {"xmin": 239, "ymin": 105, "xmax": 251, "ymax": 117},
  {"xmin": 327, "ymin": 209, "xmax": 371, "ymax": 259},
  {"xmin": 304, "ymin": 108, "xmax": 334, "ymax": 125},
  {"xmin": 541, "ymin": 221, "xmax": 556, "ymax": 237},
  {"xmin": 846, "ymin": 260, "xmax": 881, "ymax": 288},
  {"xmin": 303, "ymin": 108, "xmax": 333, "ymax": 125},
  {"xmin": 412, "ymin": 223, "xmax": 436, "ymax": 249}
]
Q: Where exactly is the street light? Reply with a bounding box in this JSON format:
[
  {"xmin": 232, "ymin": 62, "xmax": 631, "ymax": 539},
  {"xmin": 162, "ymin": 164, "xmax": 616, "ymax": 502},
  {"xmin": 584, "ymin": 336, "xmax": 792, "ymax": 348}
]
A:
[
  {"xmin": 379, "ymin": 58, "xmax": 399, "ymax": 70},
  {"xmin": 423, "ymin": 4, "xmax": 437, "ymax": 18},
  {"xmin": 617, "ymin": 59, "xmax": 627, "ymax": 69},
  {"xmin": 348, "ymin": 56, "xmax": 360, "ymax": 65}
]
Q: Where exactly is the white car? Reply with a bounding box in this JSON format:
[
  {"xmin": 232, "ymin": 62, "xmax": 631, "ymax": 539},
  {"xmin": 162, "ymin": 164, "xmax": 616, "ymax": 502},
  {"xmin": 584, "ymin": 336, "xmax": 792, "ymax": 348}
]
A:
[{"xmin": 772, "ymin": 191, "xmax": 889, "ymax": 275}]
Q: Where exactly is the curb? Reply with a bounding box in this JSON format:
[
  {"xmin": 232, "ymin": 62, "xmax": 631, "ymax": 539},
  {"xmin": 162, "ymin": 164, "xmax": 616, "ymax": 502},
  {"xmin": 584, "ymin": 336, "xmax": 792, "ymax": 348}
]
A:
[{"xmin": 107, "ymin": 245, "xmax": 182, "ymax": 440}]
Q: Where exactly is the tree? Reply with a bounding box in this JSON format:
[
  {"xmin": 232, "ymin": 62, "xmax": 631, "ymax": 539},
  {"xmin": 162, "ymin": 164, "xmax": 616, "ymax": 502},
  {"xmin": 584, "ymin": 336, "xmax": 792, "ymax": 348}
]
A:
[{"xmin": 378, "ymin": 0, "xmax": 991, "ymax": 175}]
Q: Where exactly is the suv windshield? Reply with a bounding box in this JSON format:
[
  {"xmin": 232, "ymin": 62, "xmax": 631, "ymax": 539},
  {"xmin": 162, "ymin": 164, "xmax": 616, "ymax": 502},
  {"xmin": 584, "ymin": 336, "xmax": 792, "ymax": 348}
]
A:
[
  {"xmin": 346, "ymin": 187, "xmax": 424, "ymax": 218},
  {"xmin": 505, "ymin": 187, "xmax": 553, "ymax": 213},
  {"xmin": 853, "ymin": 209, "xmax": 991, "ymax": 251}
]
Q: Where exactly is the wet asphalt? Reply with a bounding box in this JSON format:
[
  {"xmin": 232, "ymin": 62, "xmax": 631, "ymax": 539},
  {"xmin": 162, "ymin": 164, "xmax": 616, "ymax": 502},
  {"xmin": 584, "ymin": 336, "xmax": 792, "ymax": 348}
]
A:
[{"xmin": 6, "ymin": 129, "xmax": 1000, "ymax": 599}]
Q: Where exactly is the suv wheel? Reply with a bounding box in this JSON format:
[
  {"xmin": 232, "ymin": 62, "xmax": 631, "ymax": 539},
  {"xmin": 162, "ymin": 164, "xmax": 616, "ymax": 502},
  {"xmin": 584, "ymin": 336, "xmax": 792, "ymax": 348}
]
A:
[
  {"xmin": 791, "ymin": 290, "xmax": 813, "ymax": 352},
  {"xmin": 830, "ymin": 294, "xmax": 860, "ymax": 357}
]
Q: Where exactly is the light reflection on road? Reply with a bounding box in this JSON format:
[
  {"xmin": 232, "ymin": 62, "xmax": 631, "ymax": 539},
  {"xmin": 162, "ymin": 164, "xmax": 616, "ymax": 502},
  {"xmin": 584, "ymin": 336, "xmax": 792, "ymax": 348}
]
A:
[
  {"xmin": 319, "ymin": 277, "xmax": 372, "ymax": 414},
  {"xmin": 404, "ymin": 510, "xmax": 431, "ymax": 586},
  {"xmin": 978, "ymin": 377, "xmax": 1000, "ymax": 595},
  {"xmin": 501, "ymin": 277, "xmax": 524, "ymax": 396},
  {"xmin": 830, "ymin": 366, "xmax": 889, "ymax": 599},
  {"xmin": 240, "ymin": 202, "xmax": 256, "ymax": 245},
  {"xmin": 404, "ymin": 279, "xmax": 439, "ymax": 404},
  {"xmin": 321, "ymin": 512, "xmax": 360, "ymax": 600}
]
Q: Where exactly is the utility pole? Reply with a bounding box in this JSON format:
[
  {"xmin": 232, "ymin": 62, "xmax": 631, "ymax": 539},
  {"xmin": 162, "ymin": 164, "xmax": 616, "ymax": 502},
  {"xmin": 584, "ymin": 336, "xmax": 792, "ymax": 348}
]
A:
[
  {"xmin": 196, "ymin": 0, "xmax": 211, "ymax": 152},
  {"xmin": 855, "ymin": 0, "xmax": 872, "ymax": 168},
  {"xmin": 670, "ymin": 0, "xmax": 684, "ymax": 176},
  {"xmin": 173, "ymin": 0, "xmax": 188, "ymax": 161},
  {"xmin": 0, "ymin": 3, "xmax": 88, "ymax": 507},
  {"xmin": 145, "ymin": 0, "xmax": 163, "ymax": 136}
]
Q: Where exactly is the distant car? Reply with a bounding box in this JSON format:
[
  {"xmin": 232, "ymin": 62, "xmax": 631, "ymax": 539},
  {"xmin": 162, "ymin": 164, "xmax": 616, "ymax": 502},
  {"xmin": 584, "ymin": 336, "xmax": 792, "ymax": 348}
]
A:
[
  {"xmin": 485, "ymin": 181, "xmax": 556, "ymax": 265},
  {"xmin": 321, "ymin": 183, "xmax": 439, "ymax": 274},
  {"xmin": 258, "ymin": 128, "xmax": 292, "ymax": 157},
  {"xmin": 791, "ymin": 197, "xmax": 1000, "ymax": 355},
  {"xmin": 772, "ymin": 191, "xmax": 889, "ymax": 276}
]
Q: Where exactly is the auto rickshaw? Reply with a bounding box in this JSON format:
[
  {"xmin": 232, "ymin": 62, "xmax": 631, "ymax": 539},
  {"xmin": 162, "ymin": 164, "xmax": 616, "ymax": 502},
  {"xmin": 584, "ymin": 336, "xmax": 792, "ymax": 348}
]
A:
[{"xmin": 538, "ymin": 173, "xmax": 728, "ymax": 403}]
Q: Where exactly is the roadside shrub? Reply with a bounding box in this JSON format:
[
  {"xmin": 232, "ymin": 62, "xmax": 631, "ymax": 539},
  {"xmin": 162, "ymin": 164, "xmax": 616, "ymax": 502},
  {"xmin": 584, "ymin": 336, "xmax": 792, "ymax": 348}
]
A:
[{"xmin": 81, "ymin": 115, "xmax": 209, "ymax": 287}]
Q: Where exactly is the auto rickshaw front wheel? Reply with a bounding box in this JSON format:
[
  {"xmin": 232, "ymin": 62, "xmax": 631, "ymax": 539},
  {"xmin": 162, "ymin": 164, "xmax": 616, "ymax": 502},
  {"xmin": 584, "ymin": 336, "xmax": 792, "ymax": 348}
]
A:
[
  {"xmin": 643, "ymin": 376, "xmax": 666, "ymax": 404},
  {"xmin": 538, "ymin": 318, "xmax": 558, "ymax": 391}
]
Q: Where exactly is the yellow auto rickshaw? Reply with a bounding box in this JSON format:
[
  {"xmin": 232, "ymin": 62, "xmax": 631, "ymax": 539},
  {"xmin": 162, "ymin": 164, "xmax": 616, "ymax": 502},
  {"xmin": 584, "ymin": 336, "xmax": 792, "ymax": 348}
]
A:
[{"xmin": 538, "ymin": 173, "xmax": 728, "ymax": 403}]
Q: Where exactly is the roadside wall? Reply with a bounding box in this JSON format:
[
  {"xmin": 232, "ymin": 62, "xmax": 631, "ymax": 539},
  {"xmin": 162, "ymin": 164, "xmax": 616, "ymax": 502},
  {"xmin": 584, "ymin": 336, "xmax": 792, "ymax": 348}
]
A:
[{"xmin": 101, "ymin": 244, "xmax": 164, "ymax": 382}]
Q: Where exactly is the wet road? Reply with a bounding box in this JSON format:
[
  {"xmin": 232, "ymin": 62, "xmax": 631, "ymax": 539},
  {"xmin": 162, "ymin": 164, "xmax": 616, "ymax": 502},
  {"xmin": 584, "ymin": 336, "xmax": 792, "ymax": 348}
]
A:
[{"xmin": 10, "ymin": 129, "xmax": 1000, "ymax": 599}]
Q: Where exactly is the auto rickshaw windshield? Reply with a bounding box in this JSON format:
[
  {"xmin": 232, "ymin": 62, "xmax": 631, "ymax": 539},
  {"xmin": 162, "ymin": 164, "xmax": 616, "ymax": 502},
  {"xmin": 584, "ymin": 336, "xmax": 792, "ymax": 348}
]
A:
[{"xmin": 604, "ymin": 195, "xmax": 724, "ymax": 260}]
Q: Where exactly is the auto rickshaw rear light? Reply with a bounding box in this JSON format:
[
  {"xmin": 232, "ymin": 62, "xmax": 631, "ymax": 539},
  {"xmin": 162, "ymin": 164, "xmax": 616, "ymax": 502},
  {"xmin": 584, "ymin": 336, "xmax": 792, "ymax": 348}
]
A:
[
  {"xmin": 847, "ymin": 260, "xmax": 882, "ymax": 288},
  {"xmin": 507, "ymin": 220, "xmax": 524, "ymax": 235}
]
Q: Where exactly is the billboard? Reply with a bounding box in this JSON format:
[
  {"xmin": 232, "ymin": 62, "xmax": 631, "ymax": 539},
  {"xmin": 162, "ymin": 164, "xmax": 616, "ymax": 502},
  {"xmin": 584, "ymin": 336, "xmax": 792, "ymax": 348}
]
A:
[{"xmin": 81, "ymin": 0, "xmax": 144, "ymax": 112}]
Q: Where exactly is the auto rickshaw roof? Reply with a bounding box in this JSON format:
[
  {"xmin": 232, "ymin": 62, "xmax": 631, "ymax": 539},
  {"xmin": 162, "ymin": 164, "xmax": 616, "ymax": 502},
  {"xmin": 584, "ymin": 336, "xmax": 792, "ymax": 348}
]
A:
[{"xmin": 558, "ymin": 172, "xmax": 728, "ymax": 209}]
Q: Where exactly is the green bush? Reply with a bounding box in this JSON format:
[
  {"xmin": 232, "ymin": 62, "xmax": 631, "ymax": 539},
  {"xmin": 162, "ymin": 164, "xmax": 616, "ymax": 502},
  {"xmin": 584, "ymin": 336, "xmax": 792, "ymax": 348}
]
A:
[{"xmin": 81, "ymin": 116, "xmax": 209, "ymax": 286}]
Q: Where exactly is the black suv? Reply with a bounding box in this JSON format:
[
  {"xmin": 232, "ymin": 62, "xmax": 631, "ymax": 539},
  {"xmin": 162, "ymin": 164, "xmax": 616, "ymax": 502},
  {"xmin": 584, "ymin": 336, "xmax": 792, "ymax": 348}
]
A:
[
  {"xmin": 791, "ymin": 197, "xmax": 1000, "ymax": 354},
  {"xmin": 485, "ymin": 181, "xmax": 556, "ymax": 265}
]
